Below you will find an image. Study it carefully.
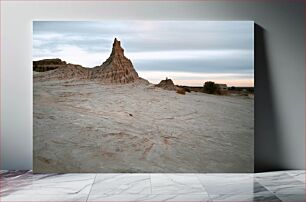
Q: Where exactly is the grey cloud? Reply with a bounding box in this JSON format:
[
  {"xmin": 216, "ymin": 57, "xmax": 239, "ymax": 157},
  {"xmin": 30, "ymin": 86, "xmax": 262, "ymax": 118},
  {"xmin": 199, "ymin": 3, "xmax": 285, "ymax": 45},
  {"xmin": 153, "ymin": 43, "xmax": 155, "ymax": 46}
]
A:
[
  {"xmin": 34, "ymin": 21, "xmax": 253, "ymax": 52},
  {"xmin": 33, "ymin": 21, "xmax": 254, "ymax": 75},
  {"xmin": 134, "ymin": 59, "xmax": 253, "ymax": 74}
]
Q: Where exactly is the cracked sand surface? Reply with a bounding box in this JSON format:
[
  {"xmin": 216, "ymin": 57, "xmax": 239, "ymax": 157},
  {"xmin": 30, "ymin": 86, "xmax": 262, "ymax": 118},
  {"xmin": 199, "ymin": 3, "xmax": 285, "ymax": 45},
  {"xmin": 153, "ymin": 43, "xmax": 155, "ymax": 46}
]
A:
[{"xmin": 34, "ymin": 79, "xmax": 254, "ymax": 173}]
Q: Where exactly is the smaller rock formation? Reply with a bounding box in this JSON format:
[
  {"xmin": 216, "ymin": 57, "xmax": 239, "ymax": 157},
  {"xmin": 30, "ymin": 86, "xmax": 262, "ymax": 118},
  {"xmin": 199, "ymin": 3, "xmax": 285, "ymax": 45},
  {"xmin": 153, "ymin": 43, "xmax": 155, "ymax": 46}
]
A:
[
  {"xmin": 33, "ymin": 58, "xmax": 67, "ymax": 72},
  {"xmin": 155, "ymin": 78, "xmax": 177, "ymax": 91},
  {"xmin": 34, "ymin": 64, "xmax": 89, "ymax": 81},
  {"xmin": 176, "ymin": 87, "xmax": 186, "ymax": 95},
  {"xmin": 156, "ymin": 78, "xmax": 186, "ymax": 95}
]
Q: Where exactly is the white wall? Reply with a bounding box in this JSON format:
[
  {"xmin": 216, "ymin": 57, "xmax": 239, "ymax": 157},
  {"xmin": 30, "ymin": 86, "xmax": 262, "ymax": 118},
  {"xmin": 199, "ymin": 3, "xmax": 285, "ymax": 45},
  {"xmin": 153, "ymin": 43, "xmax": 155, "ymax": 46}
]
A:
[{"xmin": 1, "ymin": 0, "xmax": 304, "ymax": 171}]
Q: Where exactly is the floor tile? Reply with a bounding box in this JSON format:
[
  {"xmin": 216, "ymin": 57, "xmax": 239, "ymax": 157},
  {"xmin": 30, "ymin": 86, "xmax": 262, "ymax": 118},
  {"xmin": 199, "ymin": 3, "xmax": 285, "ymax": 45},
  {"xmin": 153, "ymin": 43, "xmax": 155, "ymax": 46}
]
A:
[
  {"xmin": 286, "ymin": 170, "xmax": 306, "ymax": 183},
  {"xmin": 1, "ymin": 170, "xmax": 306, "ymax": 202},
  {"xmin": 210, "ymin": 194, "xmax": 253, "ymax": 201},
  {"xmin": 256, "ymin": 173, "xmax": 305, "ymax": 195},
  {"xmin": 142, "ymin": 194, "xmax": 211, "ymax": 202},
  {"xmin": 255, "ymin": 170, "xmax": 292, "ymax": 178},
  {"xmin": 1, "ymin": 173, "xmax": 96, "ymax": 196},
  {"xmin": 210, "ymin": 194, "xmax": 282, "ymax": 202},
  {"xmin": 275, "ymin": 194, "xmax": 306, "ymax": 202},
  {"xmin": 1, "ymin": 171, "xmax": 44, "ymax": 196},
  {"xmin": 90, "ymin": 174, "xmax": 151, "ymax": 195},
  {"xmin": 88, "ymin": 194, "xmax": 211, "ymax": 202},
  {"xmin": 197, "ymin": 174, "xmax": 254, "ymax": 195},
  {"xmin": 151, "ymin": 174, "xmax": 207, "ymax": 195},
  {"xmin": 253, "ymin": 194, "xmax": 282, "ymax": 202},
  {"xmin": 253, "ymin": 181, "xmax": 271, "ymax": 194},
  {"xmin": 0, "ymin": 194, "xmax": 88, "ymax": 202},
  {"xmin": 0, "ymin": 170, "xmax": 29, "ymax": 177}
]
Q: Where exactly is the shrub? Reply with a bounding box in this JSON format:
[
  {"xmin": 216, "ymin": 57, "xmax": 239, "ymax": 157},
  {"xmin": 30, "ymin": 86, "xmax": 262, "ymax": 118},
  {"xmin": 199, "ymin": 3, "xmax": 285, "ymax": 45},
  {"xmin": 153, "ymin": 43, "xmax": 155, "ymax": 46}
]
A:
[
  {"xmin": 229, "ymin": 86, "xmax": 236, "ymax": 90},
  {"xmin": 203, "ymin": 81, "xmax": 218, "ymax": 94},
  {"xmin": 184, "ymin": 88, "xmax": 191, "ymax": 93},
  {"xmin": 176, "ymin": 87, "xmax": 186, "ymax": 95}
]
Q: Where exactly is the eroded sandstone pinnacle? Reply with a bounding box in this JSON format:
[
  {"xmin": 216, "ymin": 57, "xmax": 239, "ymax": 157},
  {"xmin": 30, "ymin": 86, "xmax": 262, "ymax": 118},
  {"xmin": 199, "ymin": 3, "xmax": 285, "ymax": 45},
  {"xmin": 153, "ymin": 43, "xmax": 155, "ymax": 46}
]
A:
[
  {"xmin": 91, "ymin": 38, "xmax": 140, "ymax": 84},
  {"xmin": 111, "ymin": 38, "xmax": 124, "ymax": 56}
]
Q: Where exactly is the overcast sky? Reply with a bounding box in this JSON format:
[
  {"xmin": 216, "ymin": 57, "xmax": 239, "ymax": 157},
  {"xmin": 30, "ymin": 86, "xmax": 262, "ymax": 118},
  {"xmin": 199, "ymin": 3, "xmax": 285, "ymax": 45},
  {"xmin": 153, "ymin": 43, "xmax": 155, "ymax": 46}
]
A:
[{"xmin": 33, "ymin": 21, "xmax": 254, "ymax": 86}]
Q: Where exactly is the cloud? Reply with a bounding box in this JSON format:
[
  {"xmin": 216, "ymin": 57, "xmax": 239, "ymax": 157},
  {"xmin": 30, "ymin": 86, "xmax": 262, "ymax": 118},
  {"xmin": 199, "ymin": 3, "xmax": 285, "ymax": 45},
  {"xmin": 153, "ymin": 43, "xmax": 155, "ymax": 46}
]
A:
[
  {"xmin": 33, "ymin": 45, "xmax": 109, "ymax": 67},
  {"xmin": 128, "ymin": 49, "xmax": 253, "ymax": 61},
  {"xmin": 33, "ymin": 21, "xmax": 254, "ymax": 52}
]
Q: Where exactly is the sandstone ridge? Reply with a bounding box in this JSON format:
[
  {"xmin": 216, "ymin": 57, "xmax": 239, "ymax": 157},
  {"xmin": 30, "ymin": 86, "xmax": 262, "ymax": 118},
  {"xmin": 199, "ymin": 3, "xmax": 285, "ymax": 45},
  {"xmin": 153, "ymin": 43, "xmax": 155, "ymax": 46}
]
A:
[
  {"xmin": 33, "ymin": 58, "xmax": 67, "ymax": 72},
  {"xmin": 34, "ymin": 38, "xmax": 146, "ymax": 84}
]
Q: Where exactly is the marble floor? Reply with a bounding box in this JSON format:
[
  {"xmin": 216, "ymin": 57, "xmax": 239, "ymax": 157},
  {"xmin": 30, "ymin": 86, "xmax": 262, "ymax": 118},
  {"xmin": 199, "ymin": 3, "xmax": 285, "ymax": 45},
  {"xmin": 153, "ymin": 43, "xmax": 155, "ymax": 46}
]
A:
[{"xmin": 0, "ymin": 170, "xmax": 305, "ymax": 202}]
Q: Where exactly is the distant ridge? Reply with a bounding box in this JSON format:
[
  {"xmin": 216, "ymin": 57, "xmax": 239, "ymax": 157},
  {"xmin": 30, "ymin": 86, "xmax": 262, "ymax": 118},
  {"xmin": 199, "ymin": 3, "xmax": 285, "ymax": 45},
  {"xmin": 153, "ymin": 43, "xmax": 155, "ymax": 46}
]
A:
[
  {"xmin": 33, "ymin": 38, "xmax": 147, "ymax": 84},
  {"xmin": 33, "ymin": 58, "xmax": 67, "ymax": 72}
]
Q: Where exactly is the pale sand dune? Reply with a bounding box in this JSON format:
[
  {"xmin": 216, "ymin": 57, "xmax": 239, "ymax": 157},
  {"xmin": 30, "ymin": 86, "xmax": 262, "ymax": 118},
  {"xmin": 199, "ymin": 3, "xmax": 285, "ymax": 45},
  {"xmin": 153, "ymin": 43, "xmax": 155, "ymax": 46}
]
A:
[{"xmin": 33, "ymin": 79, "xmax": 254, "ymax": 173}]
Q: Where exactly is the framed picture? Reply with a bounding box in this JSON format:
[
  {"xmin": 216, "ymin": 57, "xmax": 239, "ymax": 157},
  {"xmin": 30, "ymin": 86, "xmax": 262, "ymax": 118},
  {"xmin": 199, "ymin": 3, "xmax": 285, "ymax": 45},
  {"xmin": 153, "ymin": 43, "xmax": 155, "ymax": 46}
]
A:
[{"xmin": 33, "ymin": 21, "xmax": 254, "ymax": 173}]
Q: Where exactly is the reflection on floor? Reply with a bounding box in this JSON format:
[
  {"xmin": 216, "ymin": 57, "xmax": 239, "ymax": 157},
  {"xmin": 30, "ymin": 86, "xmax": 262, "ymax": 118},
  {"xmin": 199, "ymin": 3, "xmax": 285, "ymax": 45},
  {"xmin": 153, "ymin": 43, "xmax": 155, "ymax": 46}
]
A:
[{"xmin": 0, "ymin": 170, "xmax": 305, "ymax": 201}]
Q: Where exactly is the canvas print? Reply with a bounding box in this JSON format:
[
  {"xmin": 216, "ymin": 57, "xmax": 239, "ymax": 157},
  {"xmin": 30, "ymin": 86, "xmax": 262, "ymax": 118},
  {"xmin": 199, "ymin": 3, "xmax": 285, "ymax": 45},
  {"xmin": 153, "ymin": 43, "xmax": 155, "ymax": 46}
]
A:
[{"xmin": 33, "ymin": 21, "xmax": 254, "ymax": 173}]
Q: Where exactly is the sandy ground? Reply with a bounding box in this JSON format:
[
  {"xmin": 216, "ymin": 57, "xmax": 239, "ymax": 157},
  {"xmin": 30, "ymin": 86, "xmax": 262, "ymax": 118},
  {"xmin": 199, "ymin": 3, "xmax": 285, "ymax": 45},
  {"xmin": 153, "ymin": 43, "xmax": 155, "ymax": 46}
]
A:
[{"xmin": 33, "ymin": 79, "xmax": 254, "ymax": 173}]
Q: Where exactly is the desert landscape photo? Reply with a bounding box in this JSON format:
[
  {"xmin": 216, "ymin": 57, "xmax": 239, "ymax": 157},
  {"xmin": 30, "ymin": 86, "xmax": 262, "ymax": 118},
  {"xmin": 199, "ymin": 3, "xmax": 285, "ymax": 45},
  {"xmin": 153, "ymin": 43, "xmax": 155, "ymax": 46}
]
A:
[{"xmin": 33, "ymin": 21, "xmax": 254, "ymax": 173}]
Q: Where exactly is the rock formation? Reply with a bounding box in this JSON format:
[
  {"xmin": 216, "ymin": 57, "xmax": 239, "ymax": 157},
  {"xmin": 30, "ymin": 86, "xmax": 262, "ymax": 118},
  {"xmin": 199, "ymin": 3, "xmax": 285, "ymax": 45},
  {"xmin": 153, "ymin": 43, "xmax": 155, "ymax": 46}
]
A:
[
  {"xmin": 34, "ymin": 64, "xmax": 89, "ymax": 81},
  {"xmin": 155, "ymin": 78, "xmax": 177, "ymax": 91},
  {"xmin": 90, "ymin": 38, "xmax": 140, "ymax": 84},
  {"xmin": 33, "ymin": 38, "xmax": 145, "ymax": 84},
  {"xmin": 33, "ymin": 58, "xmax": 67, "ymax": 72},
  {"xmin": 156, "ymin": 78, "xmax": 186, "ymax": 94}
]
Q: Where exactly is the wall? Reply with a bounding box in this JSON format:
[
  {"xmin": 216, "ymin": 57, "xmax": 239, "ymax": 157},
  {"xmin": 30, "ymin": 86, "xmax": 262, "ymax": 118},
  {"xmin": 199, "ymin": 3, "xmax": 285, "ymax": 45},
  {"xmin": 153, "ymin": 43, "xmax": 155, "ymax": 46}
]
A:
[{"xmin": 1, "ymin": 0, "xmax": 304, "ymax": 171}]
